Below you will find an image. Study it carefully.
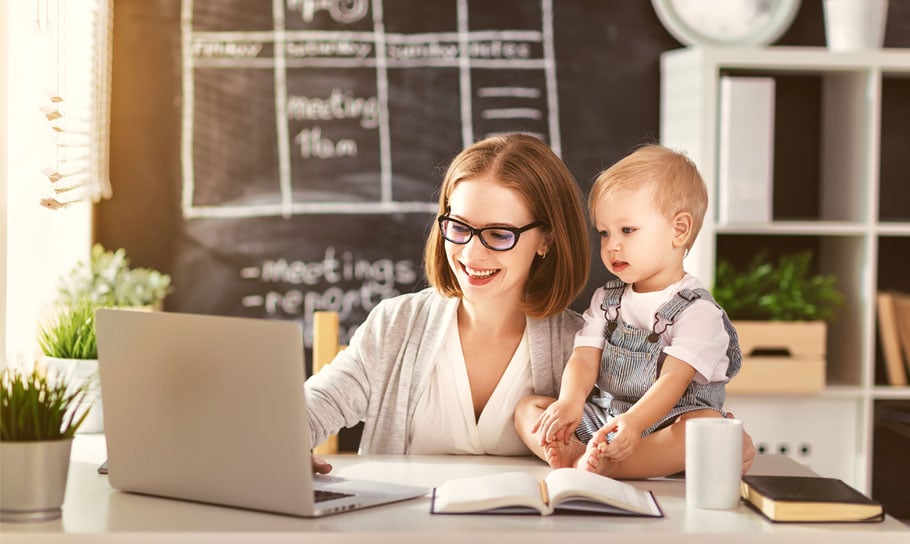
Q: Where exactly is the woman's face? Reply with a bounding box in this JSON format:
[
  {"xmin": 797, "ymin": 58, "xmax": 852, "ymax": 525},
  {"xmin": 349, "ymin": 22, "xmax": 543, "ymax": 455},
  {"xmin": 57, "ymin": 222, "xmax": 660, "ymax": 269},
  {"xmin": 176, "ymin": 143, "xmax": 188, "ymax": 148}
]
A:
[{"xmin": 444, "ymin": 177, "xmax": 549, "ymax": 309}]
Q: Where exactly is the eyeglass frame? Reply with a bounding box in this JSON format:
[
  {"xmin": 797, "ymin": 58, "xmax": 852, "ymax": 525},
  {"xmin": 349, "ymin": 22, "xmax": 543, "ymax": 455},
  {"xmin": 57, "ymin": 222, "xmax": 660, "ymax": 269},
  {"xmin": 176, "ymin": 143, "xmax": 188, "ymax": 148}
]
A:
[{"xmin": 436, "ymin": 214, "xmax": 546, "ymax": 251}]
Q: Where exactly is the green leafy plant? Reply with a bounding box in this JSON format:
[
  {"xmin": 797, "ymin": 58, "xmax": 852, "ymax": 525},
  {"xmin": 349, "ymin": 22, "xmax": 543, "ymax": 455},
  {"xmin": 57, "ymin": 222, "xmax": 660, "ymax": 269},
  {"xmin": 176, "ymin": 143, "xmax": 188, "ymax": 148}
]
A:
[
  {"xmin": 712, "ymin": 251, "xmax": 844, "ymax": 321},
  {"xmin": 37, "ymin": 301, "xmax": 100, "ymax": 360},
  {"xmin": 0, "ymin": 366, "xmax": 90, "ymax": 441},
  {"xmin": 56, "ymin": 243, "xmax": 171, "ymax": 308}
]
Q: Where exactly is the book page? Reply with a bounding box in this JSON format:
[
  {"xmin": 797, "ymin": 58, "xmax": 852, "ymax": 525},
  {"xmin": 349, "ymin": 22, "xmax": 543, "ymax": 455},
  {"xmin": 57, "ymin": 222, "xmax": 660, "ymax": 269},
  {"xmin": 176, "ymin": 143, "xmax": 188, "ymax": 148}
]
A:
[
  {"xmin": 545, "ymin": 468, "xmax": 661, "ymax": 516},
  {"xmin": 432, "ymin": 472, "xmax": 545, "ymax": 514}
]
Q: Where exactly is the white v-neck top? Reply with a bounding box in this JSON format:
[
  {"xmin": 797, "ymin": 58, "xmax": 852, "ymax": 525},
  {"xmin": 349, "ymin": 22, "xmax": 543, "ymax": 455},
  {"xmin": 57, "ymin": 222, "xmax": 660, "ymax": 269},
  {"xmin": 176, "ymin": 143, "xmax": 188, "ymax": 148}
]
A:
[{"xmin": 407, "ymin": 323, "xmax": 533, "ymax": 455}]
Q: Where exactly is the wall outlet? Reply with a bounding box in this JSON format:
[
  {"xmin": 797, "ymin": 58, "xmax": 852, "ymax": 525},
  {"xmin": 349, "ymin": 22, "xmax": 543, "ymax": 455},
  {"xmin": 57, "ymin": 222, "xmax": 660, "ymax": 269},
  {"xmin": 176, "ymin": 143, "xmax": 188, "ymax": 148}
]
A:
[{"xmin": 726, "ymin": 396, "xmax": 859, "ymax": 486}]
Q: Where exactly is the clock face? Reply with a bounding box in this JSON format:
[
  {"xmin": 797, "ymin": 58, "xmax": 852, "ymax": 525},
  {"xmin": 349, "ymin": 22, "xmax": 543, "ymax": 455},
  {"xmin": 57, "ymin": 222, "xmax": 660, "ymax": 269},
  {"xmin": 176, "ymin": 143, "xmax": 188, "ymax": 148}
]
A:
[{"xmin": 652, "ymin": 0, "xmax": 802, "ymax": 46}]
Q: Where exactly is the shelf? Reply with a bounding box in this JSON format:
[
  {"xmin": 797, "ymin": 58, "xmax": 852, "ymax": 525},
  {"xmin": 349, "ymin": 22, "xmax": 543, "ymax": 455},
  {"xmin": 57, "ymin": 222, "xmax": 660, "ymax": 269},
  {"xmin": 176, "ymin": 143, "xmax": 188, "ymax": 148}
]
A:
[
  {"xmin": 870, "ymin": 387, "xmax": 910, "ymax": 400},
  {"xmin": 729, "ymin": 386, "xmax": 910, "ymax": 401},
  {"xmin": 818, "ymin": 385, "xmax": 864, "ymax": 399},
  {"xmin": 715, "ymin": 222, "xmax": 910, "ymax": 236},
  {"xmin": 716, "ymin": 222, "xmax": 871, "ymax": 236},
  {"xmin": 663, "ymin": 46, "xmax": 910, "ymax": 74},
  {"xmin": 729, "ymin": 386, "xmax": 863, "ymax": 399},
  {"xmin": 661, "ymin": 45, "xmax": 910, "ymax": 502},
  {"xmin": 877, "ymin": 224, "xmax": 910, "ymax": 236}
]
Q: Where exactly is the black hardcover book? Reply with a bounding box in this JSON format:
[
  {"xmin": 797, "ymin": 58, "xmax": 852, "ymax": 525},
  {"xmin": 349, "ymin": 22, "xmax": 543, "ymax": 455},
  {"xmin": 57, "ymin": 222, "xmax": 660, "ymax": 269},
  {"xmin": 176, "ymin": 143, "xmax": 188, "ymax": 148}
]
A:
[{"xmin": 741, "ymin": 475, "xmax": 884, "ymax": 523}]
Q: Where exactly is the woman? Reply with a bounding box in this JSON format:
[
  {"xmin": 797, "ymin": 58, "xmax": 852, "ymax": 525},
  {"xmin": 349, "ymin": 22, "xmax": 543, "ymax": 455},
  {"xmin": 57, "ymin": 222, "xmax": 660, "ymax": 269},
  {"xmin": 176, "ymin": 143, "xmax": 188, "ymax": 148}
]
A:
[{"xmin": 306, "ymin": 133, "xmax": 590, "ymax": 468}]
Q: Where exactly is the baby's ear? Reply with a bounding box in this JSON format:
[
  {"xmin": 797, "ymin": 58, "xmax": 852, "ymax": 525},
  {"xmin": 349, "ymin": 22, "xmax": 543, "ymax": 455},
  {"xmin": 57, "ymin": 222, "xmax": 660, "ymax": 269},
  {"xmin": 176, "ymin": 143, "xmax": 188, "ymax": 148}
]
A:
[{"xmin": 672, "ymin": 212, "xmax": 693, "ymax": 248}]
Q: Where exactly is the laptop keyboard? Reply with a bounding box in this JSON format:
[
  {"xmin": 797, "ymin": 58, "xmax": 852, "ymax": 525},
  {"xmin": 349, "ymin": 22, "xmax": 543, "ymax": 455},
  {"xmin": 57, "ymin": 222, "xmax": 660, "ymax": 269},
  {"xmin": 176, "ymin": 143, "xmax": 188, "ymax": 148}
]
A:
[{"xmin": 314, "ymin": 489, "xmax": 355, "ymax": 503}]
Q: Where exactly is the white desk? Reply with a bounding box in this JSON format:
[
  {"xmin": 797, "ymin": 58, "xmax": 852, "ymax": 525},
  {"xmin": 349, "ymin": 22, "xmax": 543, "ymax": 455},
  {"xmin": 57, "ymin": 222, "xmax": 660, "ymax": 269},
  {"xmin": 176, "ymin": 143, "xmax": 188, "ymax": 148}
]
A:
[{"xmin": 1, "ymin": 435, "xmax": 907, "ymax": 543}]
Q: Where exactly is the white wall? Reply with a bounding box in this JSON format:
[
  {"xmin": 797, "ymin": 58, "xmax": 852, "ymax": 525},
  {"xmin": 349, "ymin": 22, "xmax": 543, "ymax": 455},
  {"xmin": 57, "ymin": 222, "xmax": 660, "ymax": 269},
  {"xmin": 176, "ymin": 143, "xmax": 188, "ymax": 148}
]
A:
[
  {"xmin": 3, "ymin": 0, "xmax": 92, "ymax": 369},
  {"xmin": 1, "ymin": 0, "xmax": 8, "ymax": 370}
]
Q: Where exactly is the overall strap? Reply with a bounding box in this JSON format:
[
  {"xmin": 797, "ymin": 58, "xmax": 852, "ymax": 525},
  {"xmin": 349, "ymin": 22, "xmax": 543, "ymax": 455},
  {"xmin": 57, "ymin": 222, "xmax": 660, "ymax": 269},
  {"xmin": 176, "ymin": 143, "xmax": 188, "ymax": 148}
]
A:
[
  {"xmin": 656, "ymin": 288, "xmax": 710, "ymax": 323},
  {"xmin": 599, "ymin": 278, "xmax": 626, "ymax": 311},
  {"xmin": 653, "ymin": 288, "xmax": 744, "ymax": 379}
]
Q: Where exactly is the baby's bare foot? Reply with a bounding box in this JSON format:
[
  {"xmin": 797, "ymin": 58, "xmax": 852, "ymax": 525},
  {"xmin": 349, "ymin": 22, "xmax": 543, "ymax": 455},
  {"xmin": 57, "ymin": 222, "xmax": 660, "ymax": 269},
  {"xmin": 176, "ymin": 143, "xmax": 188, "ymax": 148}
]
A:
[
  {"xmin": 544, "ymin": 438, "xmax": 585, "ymax": 469},
  {"xmin": 576, "ymin": 441, "xmax": 616, "ymax": 476},
  {"xmin": 576, "ymin": 441, "xmax": 600, "ymax": 472}
]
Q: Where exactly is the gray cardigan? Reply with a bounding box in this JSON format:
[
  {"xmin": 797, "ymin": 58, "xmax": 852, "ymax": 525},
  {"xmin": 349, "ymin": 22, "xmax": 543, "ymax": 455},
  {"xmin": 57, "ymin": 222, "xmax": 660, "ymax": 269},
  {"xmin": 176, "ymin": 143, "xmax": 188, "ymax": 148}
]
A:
[{"xmin": 304, "ymin": 288, "xmax": 583, "ymax": 454}]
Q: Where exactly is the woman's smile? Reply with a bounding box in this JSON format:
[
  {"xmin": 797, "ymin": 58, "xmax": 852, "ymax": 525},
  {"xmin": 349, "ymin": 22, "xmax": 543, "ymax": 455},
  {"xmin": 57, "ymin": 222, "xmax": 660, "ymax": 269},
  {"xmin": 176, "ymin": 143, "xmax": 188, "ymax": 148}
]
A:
[{"xmin": 461, "ymin": 262, "xmax": 500, "ymax": 283}]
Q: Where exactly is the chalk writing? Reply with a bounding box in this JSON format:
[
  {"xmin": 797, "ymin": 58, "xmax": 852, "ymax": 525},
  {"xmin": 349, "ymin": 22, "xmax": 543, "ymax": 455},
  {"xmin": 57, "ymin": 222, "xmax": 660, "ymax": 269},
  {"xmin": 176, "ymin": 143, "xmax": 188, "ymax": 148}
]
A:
[
  {"xmin": 285, "ymin": 40, "xmax": 373, "ymax": 59},
  {"xmin": 294, "ymin": 127, "xmax": 358, "ymax": 159},
  {"xmin": 385, "ymin": 41, "xmax": 460, "ymax": 61},
  {"xmin": 193, "ymin": 40, "xmax": 264, "ymax": 59},
  {"xmin": 286, "ymin": 89, "xmax": 380, "ymax": 128},
  {"xmin": 286, "ymin": 0, "xmax": 370, "ymax": 24},
  {"xmin": 240, "ymin": 246, "xmax": 418, "ymax": 343},
  {"xmin": 257, "ymin": 247, "xmax": 417, "ymax": 286}
]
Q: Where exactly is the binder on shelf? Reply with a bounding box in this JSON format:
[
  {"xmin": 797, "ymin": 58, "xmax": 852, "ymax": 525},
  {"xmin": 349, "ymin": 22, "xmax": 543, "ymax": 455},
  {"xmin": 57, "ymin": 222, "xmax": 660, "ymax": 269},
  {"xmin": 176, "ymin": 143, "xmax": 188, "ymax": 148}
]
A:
[
  {"xmin": 890, "ymin": 291, "xmax": 910, "ymax": 377},
  {"xmin": 717, "ymin": 77, "xmax": 775, "ymax": 225},
  {"xmin": 876, "ymin": 291, "xmax": 908, "ymax": 386}
]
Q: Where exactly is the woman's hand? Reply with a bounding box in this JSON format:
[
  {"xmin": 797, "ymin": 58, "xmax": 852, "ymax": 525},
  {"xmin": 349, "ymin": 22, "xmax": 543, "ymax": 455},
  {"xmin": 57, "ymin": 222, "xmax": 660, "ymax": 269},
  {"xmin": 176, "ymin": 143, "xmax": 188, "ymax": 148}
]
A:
[{"xmin": 311, "ymin": 455, "xmax": 333, "ymax": 474}]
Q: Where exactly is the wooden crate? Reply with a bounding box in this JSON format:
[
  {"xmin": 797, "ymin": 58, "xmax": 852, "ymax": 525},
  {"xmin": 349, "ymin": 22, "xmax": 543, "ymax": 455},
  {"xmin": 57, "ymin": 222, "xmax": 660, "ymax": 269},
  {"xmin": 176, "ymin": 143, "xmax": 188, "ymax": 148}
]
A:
[{"xmin": 727, "ymin": 321, "xmax": 826, "ymax": 394}]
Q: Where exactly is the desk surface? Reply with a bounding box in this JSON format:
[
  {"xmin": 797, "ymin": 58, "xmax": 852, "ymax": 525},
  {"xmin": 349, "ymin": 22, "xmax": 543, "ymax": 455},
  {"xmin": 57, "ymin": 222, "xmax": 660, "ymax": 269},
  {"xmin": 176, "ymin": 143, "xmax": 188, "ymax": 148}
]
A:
[{"xmin": 1, "ymin": 435, "xmax": 907, "ymax": 543}]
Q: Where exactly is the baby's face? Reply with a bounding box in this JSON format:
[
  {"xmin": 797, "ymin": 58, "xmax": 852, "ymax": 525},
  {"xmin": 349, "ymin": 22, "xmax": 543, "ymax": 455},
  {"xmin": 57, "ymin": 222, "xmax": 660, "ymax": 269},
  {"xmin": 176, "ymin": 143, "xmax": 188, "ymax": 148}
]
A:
[{"xmin": 592, "ymin": 186, "xmax": 683, "ymax": 293}]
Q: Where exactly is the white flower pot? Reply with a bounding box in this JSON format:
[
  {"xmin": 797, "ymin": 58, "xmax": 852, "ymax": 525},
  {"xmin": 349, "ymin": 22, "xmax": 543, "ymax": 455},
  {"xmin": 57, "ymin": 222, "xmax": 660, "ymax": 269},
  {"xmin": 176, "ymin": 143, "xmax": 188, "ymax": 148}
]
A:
[
  {"xmin": 43, "ymin": 357, "xmax": 103, "ymax": 433},
  {"xmin": 0, "ymin": 439, "xmax": 73, "ymax": 522}
]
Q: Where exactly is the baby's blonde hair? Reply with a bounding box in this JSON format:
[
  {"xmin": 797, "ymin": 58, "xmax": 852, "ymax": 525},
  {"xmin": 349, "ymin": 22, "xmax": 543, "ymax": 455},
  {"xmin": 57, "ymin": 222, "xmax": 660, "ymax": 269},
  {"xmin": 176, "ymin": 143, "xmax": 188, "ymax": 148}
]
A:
[{"xmin": 589, "ymin": 144, "xmax": 707, "ymax": 251}]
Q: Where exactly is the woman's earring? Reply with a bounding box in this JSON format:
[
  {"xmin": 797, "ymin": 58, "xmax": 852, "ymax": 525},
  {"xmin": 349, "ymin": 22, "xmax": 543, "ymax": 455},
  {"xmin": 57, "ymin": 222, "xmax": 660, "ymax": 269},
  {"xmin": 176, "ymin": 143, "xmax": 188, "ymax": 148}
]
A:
[{"xmin": 539, "ymin": 252, "xmax": 547, "ymax": 259}]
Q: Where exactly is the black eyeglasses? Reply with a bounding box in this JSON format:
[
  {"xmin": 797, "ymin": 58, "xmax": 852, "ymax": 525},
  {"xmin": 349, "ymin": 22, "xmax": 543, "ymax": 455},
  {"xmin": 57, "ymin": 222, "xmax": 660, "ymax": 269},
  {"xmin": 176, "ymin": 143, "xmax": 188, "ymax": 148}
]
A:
[{"xmin": 437, "ymin": 215, "xmax": 545, "ymax": 251}]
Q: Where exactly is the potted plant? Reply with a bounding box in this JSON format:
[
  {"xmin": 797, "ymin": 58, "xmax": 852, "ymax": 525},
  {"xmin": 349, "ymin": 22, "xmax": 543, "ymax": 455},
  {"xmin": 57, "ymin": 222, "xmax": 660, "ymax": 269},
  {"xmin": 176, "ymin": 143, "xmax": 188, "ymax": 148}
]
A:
[
  {"xmin": 712, "ymin": 251, "xmax": 844, "ymax": 394},
  {"xmin": 0, "ymin": 365, "xmax": 90, "ymax": 522},
  {"xmin": 56, "ymin": 243, "xmax": 171, "ymax": 309},
  {"xmin": 37, "ymin": 300, "xmax": 103, "ymax": 433}
]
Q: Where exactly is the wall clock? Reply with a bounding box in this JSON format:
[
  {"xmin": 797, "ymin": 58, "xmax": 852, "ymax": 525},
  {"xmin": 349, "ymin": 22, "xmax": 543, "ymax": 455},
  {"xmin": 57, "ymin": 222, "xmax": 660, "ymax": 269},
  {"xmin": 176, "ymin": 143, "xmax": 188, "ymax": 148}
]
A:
[{"xmin": 651, "ymin": 0, "xmax": 802, "ymax": 47}]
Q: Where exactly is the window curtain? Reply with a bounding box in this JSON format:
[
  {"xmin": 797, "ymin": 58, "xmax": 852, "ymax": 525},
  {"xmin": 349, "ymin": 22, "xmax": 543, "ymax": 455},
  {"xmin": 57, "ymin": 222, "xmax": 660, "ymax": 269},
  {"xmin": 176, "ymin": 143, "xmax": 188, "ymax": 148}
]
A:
[{"xmin": 38, "ymin": 0, "xmax": 114, "ymax": 209}]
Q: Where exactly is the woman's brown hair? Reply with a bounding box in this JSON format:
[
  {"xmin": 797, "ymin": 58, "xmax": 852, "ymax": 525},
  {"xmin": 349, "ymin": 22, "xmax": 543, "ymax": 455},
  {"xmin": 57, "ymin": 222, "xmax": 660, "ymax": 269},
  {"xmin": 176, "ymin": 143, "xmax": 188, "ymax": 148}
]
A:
[{"xmin": 424, "ymin": 134, "xmax": 590, "ymax": 318}]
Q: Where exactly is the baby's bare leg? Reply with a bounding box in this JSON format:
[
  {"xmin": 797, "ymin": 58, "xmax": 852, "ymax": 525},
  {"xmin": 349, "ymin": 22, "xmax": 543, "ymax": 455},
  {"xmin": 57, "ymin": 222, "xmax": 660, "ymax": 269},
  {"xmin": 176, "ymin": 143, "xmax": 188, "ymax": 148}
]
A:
[
  {"xmin": 579, "ymin": 410, "xmax": 755, "ymax": 479},
  {"xmin": 591, "ymin": 409, "xmax": 721, "ymax": 479}
]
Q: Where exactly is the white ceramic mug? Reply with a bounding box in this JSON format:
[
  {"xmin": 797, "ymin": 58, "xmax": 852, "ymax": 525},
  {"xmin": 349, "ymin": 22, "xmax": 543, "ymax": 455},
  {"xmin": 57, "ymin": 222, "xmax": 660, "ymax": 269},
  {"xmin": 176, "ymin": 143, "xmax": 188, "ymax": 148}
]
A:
[{"xmin": 686, "ymin": 418, "xmax": 743, "ymax": 510}]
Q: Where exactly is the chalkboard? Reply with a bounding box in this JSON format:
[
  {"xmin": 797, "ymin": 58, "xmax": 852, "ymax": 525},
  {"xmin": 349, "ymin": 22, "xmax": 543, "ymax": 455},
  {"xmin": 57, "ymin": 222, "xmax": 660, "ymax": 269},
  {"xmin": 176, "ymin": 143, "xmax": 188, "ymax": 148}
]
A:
[{"xmin": 98, "ymin": 0, "xmax": 910, "ymax": 350}]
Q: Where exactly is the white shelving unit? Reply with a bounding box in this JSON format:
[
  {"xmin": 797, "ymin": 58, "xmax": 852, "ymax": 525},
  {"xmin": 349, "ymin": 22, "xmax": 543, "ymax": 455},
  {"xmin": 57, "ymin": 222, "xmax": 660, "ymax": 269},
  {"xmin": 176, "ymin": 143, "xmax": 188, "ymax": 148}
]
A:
[{"xmin": 659, "ymin": 46, "xmax": 910, "ymax": 497}]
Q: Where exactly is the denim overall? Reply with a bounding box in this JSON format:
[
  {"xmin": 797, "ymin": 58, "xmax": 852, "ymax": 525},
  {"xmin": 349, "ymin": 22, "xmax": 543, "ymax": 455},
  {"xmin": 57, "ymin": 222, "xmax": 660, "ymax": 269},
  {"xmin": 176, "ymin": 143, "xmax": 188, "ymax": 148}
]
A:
[{"xmin": 574, "ymin": 279, "xmax": 742, "ymax": 444}]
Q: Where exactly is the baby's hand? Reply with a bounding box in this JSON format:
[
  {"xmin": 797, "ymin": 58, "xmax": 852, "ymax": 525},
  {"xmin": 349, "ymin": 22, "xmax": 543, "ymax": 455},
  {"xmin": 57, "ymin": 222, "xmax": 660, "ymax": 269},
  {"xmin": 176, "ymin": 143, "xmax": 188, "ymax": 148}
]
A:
[
  {"xmin": 532, "ymin": 399, "xmax": 582, "ymax": 445},
  {"xmin": 592, "ymin": 415, "xmax": 641, "ymax": 462}
]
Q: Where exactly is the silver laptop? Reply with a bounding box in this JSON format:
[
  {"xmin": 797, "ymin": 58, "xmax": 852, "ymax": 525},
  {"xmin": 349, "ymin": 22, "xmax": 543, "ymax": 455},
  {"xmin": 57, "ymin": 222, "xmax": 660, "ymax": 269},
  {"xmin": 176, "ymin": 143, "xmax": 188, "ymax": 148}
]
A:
[{"xmin": 95, "ymin": 308, "xmax": 427, "ymax": 517}]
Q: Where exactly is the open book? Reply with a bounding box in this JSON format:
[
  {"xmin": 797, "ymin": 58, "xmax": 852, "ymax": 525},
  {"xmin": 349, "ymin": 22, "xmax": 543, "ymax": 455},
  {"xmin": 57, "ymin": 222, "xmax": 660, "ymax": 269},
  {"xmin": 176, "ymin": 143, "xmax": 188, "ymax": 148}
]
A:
[{"xmin": 430, "ymin": 468, "xmax": 663, "ymax": 517}]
